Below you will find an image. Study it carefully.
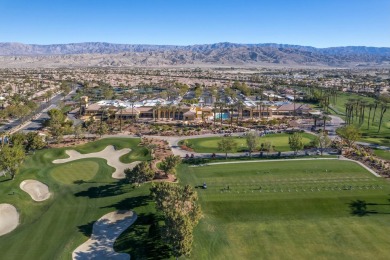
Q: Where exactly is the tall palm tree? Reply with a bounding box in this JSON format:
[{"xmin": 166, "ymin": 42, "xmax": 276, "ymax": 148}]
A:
[
  {"xmin": 312, "ymin": 114, "xmax": 320, "ymax": 128},
  {"xmin": 118, "ymin": 105, "xmax": 125, "ymax": 132},
  {"xmin": 177, "ymin": 103, "xmax": 183, "ymax": 121},
  {"xmin": 322, "ymin": 115, "xmax": 331, "ymax": 131},
  {"xmin": 367, "ymin": 103, "xmax": 374, "ymax": 130},
  {"xmin": 219, "ymin": 102, "xmax": 224, "ymax": 125},
  {"xmin": 154, "ymin": 102, "xmax": 161, "ymax": 122},
  {"xmin": 212, "ymin": 102, "xmax": 218, "ymax": 128},
  {"xmin": 171, "ymin": 105, "xmax": 177, "ymax": 121},
  {"xmin": 377, "ymin": 102, "xmax": 388, "ymax": 133}
]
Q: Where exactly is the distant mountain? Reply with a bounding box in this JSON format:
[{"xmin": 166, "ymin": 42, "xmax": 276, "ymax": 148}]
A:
[{"xmin": 0, "ymin": 42, "xmax": 389, "ymax": 68}]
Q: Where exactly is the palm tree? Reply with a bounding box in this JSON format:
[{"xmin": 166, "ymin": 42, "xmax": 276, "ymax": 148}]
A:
[
  {"xmin": 177, "ymin": 103, "xmax": 183, "ymax": 121},
  {"xmin": 212, "ymin": 102, "xmax": 218, "ymax": 128},
  {"xmin": 118, "ymin": 106, "xmax": 125, "ymax": 132},
  {"xmin": 322, "ymin": 115, "xmax": 331, "ymax": 131},
  {"xmin": 171, "ymin": 105, "xmax": 177, "ymax": 121},
  {"xmin": 166, "ymin": 103, "xmax": 172, "ymax": 121},
  {"xmin": 377, "ymin": 102, "xmax": 388, "ymax": 133},
  {"xmin": 293, "ymin": 89, "xmax": 297, "ymax": 117},
  {"xmin": 154, "ymin": 102, "xmax": 161, "ymax": 122},
  {"xmin": 367, "ymin": 103, "xmax": 374, "ymax": 130},
  {"xmin": 312, "ymin": 114, "xmax": 320, "ymax": 128},
  {"xmin": 219, "ymin": 102, "xmax": 224, "ymax": 125}
]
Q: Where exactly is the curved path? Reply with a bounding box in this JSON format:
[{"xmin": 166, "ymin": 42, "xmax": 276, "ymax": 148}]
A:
[
  {"xmin": 52, "ymin": 145, "xmax": 140, "ymax": 179},
  {"xmin": 72, "ymin": 210, "xmax": 137, "ymax": 260},
  {"xmin": 0, "ymin": 203, "xmax": 19, "ymax": 236},
  {"xmin": 20, "ymin": 179, "xmax": 51, "ymax": 201}
]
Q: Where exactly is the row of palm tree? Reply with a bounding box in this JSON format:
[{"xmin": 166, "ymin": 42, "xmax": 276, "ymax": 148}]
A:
[{"xmin": 344, "ymin": 97, "xmax": 389, "ymax": 132}]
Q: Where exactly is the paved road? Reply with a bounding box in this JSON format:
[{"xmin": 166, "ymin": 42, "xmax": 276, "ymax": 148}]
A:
[
  {"xmin": 19, "ymin": 105, "xmax": 55, "ymax": 133},
  {"xmin": 12, "ymin": 85, "xmax": 80, "ymax": 133}
]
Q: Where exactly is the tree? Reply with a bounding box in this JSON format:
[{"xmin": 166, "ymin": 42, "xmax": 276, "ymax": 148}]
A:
[
  {"xmin": 217, "ymin": 137, "xmax": 237, "ymax": 159},
  {"xmin": 288, "ymin": 132, "xmax": 304, "ymax": 155},
  {"xmin": 312, "ymin": 131, "xmax": 332, "ymax": 155},
  {"xmin": 261, "ymin": 141, "xmax": 272, "ymax": 155},
  {"xmin": 0, "ymin": 144, "xmax": 25, "ymax": 180},
  {"xmin": 47, "ymin": 108, "xmax": 66, "ymax": 126},
  {"xmin": 150, "ymin": 183, "xmax": 201, "ymax": 259},
  {"xmin": 124, "ymin": 161, "xmax": 154, "ymax": 185},
  {"xmin": 96, "ymin": 122, "xmax": 109, "ymax": 137},
  {"xmin": 9, "ymin": 132, "xmax": 26, "ymax": 146},
  {"xmin": 245, "ymin": 132, "xmax": 259, "ymax": 157},
  {"xmin": 49, "ymin": 123, "xmax": 64, "ymax": 143},
  {"xmin": 322, "ymin": 115, "xmax": 331, "ymax": 131},
  {"xmin": 377, "ymin": 102, "xmax": 388, "ymax": 133},
  {"xmin": 160, "ymin": 155, "xmax": 181, "ymax": 176},
  {"xmin": 337, "ymin": 125, "xmax": 361, "ymax": 148},
  {"xmin": 26, "ymin": 132, "xmax": 46, "ymax": 151},
  {"xmin": 73, "ymin": 125, "xmax": 85, "ymax": 141}
]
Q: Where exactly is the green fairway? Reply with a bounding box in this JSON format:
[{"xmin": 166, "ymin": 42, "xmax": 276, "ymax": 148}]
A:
[
  {"xmin": 178, "ymin": 159, "xmax": 390, "ymax": 259},
  {"xmin": 182, "ymin": 133, "xmax": 315, "ymax": 153},
  {"xmin": 50, "ymin": 160, "xmax": 100, "ymax": 184},
  {"xmin": 0, "ymin": 138, "xmax": 166, "ymax": 260}
]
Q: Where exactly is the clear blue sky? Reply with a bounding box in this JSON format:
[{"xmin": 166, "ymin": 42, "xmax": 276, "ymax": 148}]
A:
[{"xmin": 0, "ymin": 0, "xmax": 389, "ymax": 47}]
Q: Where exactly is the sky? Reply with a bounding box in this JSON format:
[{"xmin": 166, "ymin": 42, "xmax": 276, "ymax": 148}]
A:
[{"xmin": 0, "ymin": 0, "xmax": 389, "ymax": 47}]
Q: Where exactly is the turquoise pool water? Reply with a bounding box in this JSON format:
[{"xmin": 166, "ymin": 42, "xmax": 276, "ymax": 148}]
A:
[{"xmin": 214, "ymin": 112, "xmax": 230, "ymax": 119}]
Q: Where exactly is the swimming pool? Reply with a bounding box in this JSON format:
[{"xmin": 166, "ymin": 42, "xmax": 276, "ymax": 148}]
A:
[{"xmin": 214, "ymin": 112, "xmax": 230, "ymax": 120}]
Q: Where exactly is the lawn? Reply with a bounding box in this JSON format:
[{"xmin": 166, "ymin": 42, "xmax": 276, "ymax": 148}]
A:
[
  {"xmin": 0, "ymin": 138, "xmax": 167, "ymax": 260},
  {"xmin": 182, "ymin": 133, "xmax": 315, "ymax": 153},
  {"xmin": 177, "ymin": 159, "xmax": 390, "ymax": 259},
  {"xmin": 373, "ymin": 149, "xmax": 390, "ymax": 161}
]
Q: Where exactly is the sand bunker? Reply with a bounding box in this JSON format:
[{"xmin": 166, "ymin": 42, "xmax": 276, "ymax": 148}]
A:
[
  {"xmin": 72, "ymin": 210, "xmax": 137, "ymax": 260},
  {"xmin": 0, "ymin": 204, "xmax": 19, "ymax": 236},
  {"xmin": 52, "ymin": 145, "xmax": 140, "ymax": 179},
  {"xmin": 20, "ymin": 180, "xmax": 51, "ymax": 201}
]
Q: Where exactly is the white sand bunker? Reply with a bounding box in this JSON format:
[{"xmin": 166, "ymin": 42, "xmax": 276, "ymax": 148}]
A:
[
  {"xmin": 52, "ymin": 145, "xmax": 140, "ymax": 179},
  {"xmin": 72, "ymin": 210, "xmax": 137, "ymax": 260},
  {"xmin": 20, "ymin": 179, "xmax": 51, "ymax": 201},
  {"xmin": 0, "ymin": 203, "xmax": 19, "ymax": 236}
]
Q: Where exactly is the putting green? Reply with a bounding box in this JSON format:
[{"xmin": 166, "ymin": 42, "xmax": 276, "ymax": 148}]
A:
[{"xmin": 50, "ymin": 160, "xmax": 99, "ymax": 184}]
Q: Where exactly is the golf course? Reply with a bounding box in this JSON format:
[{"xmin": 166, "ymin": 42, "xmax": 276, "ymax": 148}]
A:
[
  {"xmin": 1, "ymin": 137, "xmax": 390, "ymax": 259},
  {"xmin": 181, "ymin": 133, "xmax": 315, "ymax": 153}
]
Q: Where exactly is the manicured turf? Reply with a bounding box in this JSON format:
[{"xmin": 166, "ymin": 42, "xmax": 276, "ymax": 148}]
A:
[
  {"xmin": 177, "ymin": 160, "xmax": 390, "ymax": 259},
  {"xmin": 183, "ymin": 133, "xmax": 315, "ymax": 153},
  {"xmin": 0, "ymin": 138, "xmax": 165, "ymax": 260},
  {"xmin": 373, "ymin": 149, "xmax": 390, "ymax": 161},
  {"xmin": 50, "ymin": 160, "xmax": 100, "ymax": 184}
]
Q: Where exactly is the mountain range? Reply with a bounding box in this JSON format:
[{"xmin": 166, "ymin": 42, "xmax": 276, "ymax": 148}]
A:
[{"xmin": 0, "ymin": 42, "xmax": 389, "ymax": 68}]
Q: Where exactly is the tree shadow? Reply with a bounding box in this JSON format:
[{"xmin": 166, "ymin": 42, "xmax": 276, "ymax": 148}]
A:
[
  {"xmin": 114, "ymin": 213, "xmax": 171, "ymax": 260},
  {"xmin": 74, "ymin": 181, "xmax": 127, "ymax": 198},
  {"xmin": 73, "ymin": 180, "xmax": 99, "ymax": 185},
  {"xmin": 349, "ymin": 200, "xmax": 378, "ymax": 216},
  {"xmin": 77, "ymin": 221, "xmax": 95, "ymax": 237},
  {"xmin": 101, "ymin": 195, "xmax": 151, "ymax": 210},
  {"xmin": 0, "ymin": 177, "xmax": 11, "ymax": 183}
]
